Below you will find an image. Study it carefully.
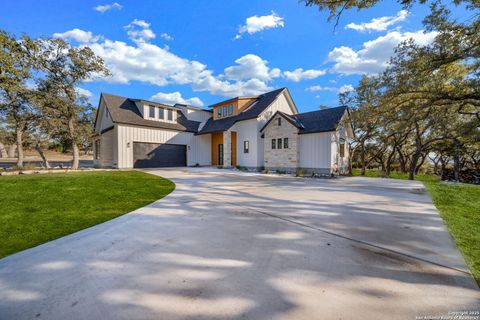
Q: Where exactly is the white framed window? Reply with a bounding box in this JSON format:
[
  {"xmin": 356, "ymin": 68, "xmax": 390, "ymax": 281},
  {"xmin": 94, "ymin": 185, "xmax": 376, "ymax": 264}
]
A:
[
  {"xmin": 339, "ymin": 138, "xmax": 346, "ymax": 158},
  {"xmin": 167, "ymin": 109, "xmax": 173, "ymax": 121},
  {"xmin": 244, "ymin": 140, "xmax": 249, "ymax": 153},
  {"xmin": 159, "ymin": 107, "xmax": 165, "ymax": 119}
]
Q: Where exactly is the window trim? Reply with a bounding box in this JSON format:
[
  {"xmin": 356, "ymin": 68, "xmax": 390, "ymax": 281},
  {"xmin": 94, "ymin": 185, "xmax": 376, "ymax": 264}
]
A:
[
  {"xmin": 284, "ymin": 137, "xmax": 289, "ymax": 149},
  {"xmin": 243, "ymin": 140, "xmax": 249, "ymax": 153},
  {"xmin": 271, "ymin": 138, "xmax": 276, "ymax": 149},
  {"xmin": 277, "ymin": 138, "xmax": 282, "ymax": 149}
]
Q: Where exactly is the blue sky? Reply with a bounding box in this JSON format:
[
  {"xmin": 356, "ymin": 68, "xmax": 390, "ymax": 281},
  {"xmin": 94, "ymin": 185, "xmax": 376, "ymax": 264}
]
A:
[{"xmin": 0, "ymin": 0, "xmax": 462, "ymax": 112}]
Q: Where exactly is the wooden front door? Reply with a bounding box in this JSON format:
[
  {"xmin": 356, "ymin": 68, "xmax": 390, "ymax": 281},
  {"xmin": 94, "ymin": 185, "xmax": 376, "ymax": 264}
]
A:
[{"xmin": 218, "ymin": 144, "xmax": 224, "ymax": 165}]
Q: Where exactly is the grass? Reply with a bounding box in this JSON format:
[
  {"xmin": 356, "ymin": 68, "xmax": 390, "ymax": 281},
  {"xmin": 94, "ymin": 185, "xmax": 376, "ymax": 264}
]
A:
[
  {"xmin": 352, "ymin": 169, "xmax": 480, "ymax": 285},
  {"xmin": 0, "ymin": 171, "xmax": 175, "ymax": 259}
]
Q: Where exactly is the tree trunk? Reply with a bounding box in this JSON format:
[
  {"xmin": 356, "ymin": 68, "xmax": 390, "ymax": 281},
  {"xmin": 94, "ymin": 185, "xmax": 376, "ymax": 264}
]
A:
[
  {"xmin": 385, "ymin": 149, "xmax": 396, "ymax": 177},
  {"xmin": 68, "ymin": 116, "xmax": 79, "ymax": 170},
  {"xmin": 15, "ymin": 126, "xmax": 24, "ymax": 168},
  {"xmin": 7, "ymin": 144, "xmax": 16, "ymax": 158},
  {"xmin": 415, "ymin": 154, "xmax": 427, "ymax": 175},
  {"xmin": 360, "ymin": 143, "xmax": 366, "ymax": 176},
  {"xmin": 453, "ymin": 138, "xmax": 461, "ymax": 182},
  {"xmin": 397, "ymin": 147, "xmax": 407, "ymax": 173},
  {"xmin": 35, "ymin": 143, "xmax": 50, "ymax": 169},
  {"xmin": 408, "ymin": 154, "xmax": 419, "ymax": 180},
  {"xmin": 348, "ymin": 144, "xmax": 355, "ymax": 175},
  {"xmin": 0, "ymin": 143, "xmax": 7, "ymax": 158}
]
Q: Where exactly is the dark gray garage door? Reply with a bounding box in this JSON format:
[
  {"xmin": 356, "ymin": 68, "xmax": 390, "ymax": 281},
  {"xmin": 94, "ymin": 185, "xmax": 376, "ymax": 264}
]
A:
[{"xmin": 133, "ymin": 142, "xmax": 187, "ymax": 168}]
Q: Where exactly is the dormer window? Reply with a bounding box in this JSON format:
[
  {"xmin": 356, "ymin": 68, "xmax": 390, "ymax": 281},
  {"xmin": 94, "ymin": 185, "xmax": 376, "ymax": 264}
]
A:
[
  {"xmin": 149, "ymin": 105, "xmax": 155, "ymax": 118},
  {"xmin": 159, "ymin": 107, "xmax": 165, "ymax": 120},
  {"xmin": 228, "ymin": 104, "xmax": 233, "ymax": 115},
  {"xmin": 217, "ymin": 107, "xmax": 222, "ymax": 118},
  {"xmin": 223, "ymin": 105, "xmax": 227, "ymax": 116},
  {"xmin": 167, "ymin": 109, "xmax": 173, "ymax": 121}
]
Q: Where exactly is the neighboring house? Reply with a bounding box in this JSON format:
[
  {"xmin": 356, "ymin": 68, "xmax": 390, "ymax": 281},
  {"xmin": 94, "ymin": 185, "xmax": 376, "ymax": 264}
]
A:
[{"xmin": 93, "ymin": 87, "xmax": 352, "ymax": 174}]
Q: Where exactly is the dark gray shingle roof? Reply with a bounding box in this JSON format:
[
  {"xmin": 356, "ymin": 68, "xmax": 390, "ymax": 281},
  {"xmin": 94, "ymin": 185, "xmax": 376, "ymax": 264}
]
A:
[
  {"xmin": 294, "ymin": 106, "xmax": 348, "ymax": 134},
  {"xmin": 100, "ymin": 93, "xmax": 201, "ymax": 133},
  {"xmin": 197, "ymin": 88, "xmax": 286, "ymax": 135},
  {"xmin": 260, "ymin": 106, "xmax": 348, "ymax": 134}
]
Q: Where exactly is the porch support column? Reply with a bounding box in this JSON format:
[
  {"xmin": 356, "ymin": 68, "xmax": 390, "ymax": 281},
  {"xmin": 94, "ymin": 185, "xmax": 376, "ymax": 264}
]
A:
[{"xmin": 223, "ymin": 130, "xmax": 232, "ymax": 168}]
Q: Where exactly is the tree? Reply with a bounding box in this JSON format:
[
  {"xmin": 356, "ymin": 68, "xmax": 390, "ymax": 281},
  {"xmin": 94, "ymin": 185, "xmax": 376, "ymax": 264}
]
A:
[
  {"xmin": 0, "ymin": 30, "xmax": 38, "ymax": 167},
  {"xmin": 36, "ymin": 38, "xmax": 109, "ymax": 169}
]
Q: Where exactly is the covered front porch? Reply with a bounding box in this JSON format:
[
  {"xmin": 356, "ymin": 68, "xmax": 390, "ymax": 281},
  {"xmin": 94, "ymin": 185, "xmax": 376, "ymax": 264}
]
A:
[{"xmin": 211, "ymin": 131, "xmax": 237, "ymax": 167}]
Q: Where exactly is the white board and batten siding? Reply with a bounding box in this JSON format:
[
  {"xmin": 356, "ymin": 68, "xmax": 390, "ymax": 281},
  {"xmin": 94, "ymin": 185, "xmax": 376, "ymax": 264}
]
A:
[
  {"xmin": 116, "ymin": 124, "xmax": 211, "ymax": 168},
  {"xmin": 181, "ymin": 109, "xmax": 212, "ymax": 123},
  {"xmin": 298, "ymin": 132, "xmax": 333, "ymax": 170},
  {"xmin": 231, "ymin": 119, "xmax": 259, "ymax": 167}
]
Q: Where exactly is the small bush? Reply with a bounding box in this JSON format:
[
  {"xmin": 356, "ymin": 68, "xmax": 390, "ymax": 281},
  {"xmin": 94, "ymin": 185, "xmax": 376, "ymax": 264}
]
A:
[{"xmin": 296, "ymin": 169, "xmax": 305, "ymax": 177}]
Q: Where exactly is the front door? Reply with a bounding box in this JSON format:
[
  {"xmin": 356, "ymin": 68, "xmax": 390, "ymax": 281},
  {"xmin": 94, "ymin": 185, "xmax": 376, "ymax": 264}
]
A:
[{"xmin": 218, "ymin": 144, "xmax": 224, "ymax": 165}]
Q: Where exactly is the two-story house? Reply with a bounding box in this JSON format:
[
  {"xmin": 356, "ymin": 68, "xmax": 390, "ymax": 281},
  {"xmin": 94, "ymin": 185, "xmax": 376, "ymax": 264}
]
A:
[{"xmin": 93, "ymin": 88, "xmax": 352, "ymax": 175}]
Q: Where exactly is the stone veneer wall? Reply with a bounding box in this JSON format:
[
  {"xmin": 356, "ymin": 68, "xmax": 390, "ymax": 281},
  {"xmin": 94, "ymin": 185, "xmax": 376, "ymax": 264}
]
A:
[
  {"xmin": 263, "ymin": 114, "xmax": 298, "ymax": 172},
  {"xmin": 223, "ymin": 130, "xmax": 232, "ymax": 168}
]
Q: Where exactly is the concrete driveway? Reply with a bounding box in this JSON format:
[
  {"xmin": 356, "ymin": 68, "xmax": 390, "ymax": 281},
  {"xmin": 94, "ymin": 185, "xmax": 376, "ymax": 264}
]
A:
[{"xmin": 0, "ymin": 168, "xmax": 478, "ymax": 320}]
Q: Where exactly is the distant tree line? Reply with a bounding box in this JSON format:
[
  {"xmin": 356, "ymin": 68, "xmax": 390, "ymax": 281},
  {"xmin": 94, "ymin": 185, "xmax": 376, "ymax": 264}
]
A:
[
  {"xmin": 0, "ymin": 31, "xmax": 109, "ymax": 169},
  {"xmin": 306, "ymin": 0, "xmax": 480, "ymax": 181}
]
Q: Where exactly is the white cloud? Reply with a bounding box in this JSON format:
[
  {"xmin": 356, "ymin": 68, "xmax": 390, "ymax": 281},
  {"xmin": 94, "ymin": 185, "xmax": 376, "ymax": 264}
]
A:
[
  {"xmin": 124, "ymin": 19, "xmax": 156, "ymax": 43},
  {"xmin": 236, "ymin": 11, "xmax": 284, "ymax": 39},
  {"xmin": 76, "ymin": 87, "xmax": 93, "ymax": 98},
  {"xmin": 224, "ymin": 54, "xmax": 280, "ymax": 81},
  {"xmin": 94, "ymin": 2, "xmax": 122, "ymax": 13},
  {"xmin": 345, "ymin": 10, "xmax": 409, "ymax": 32},
  {"xmin": 160, "ymin": 33, "xmax": 173, "ymax": 41},
  {"xmin": 54, "ymin": 22, "xmax": 323, "ymax": 98},
  {"xmin": 339, "ymin": 84, "xmax": 354, "ymax": 94},
  {"xmin": 305, "ymin": 84, "xmax": 354, "ymax": 93},
  {"xmin": 305, "ymin": 85, "xmax": 337, "ymax": 92},
  {"xmin": 283, "ymin": 68, "xmax": 326, "ymax": 82},
  {"xmin": 328, "ymin": 30, "xmax": 438, "ymax": 75},
  {"xmin": 86, "ymin": 35, "xmax": 273, "ymax": 96},
  {"xmin": 53, "ymin": 29, "xmax": 101, "ymax": 43},
  {"xmin": 150, "ymin": 91, "xmax": 204, "ymax": 107}
]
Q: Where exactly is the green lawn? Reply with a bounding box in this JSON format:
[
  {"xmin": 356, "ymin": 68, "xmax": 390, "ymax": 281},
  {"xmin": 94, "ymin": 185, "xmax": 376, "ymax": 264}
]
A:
[
  {"xmin": 0, "ymin": 171, "xmax": 175, "ymax": 258},
  {"xmin": 352, "ymin": 169, "xmax": 480, "ymax": 285}
]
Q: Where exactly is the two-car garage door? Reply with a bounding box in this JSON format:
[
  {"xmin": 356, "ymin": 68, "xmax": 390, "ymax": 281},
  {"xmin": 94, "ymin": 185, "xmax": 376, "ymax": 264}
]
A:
[{"xmin": 133, "ymin": 142, "xmax": 187, "ymax": 168}]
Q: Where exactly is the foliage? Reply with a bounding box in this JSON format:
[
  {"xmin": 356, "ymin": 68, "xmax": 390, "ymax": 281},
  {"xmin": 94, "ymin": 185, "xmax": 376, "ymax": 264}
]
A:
[
  {"xmin": 0, "ymin": 30, "xmax": 109, "ymax": 168},
  {"xmin": 0, "ymin": 171, "xmax": 175, "ymax": 258}
]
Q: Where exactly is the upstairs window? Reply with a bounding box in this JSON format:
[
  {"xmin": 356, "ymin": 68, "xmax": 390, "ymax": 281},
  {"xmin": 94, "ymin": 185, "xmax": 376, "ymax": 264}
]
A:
[
  {"xmin": 284, "ymin": 138, "xmax": 289, "ymax": 149},
  {"xmin": 167, "ymin": 109, "xmax": 173, "ymax": 121},
  {"xmin": 228, "ymin": 104, "xmax": 233, "ymax": 115},
  {"xmin": 149, "ymin": 105, "xmax": 155, "ymax": 118},
  {"xmin": 277, "ymin": 138, "xmax": 282, "ymax": 149},
  {"xmin": 217, "ymin": 107, "xmax": 222, "ymax": 118},
  {"xmin": 278, "ymin": 117, "xmax": 282, "ymax": 126},
  {"xmin": 244, "ymin": 140, "xmax": 249, "ymax": 153},
  {"xmin": 223, "ymin": 105, "xmax": 227, "ymax": 117},
  {"xmin": 339, "ymin": 139, "xmax": 346, "ymax": 158},
  {"xmin": 159, "ymin": 107, "xmax": 165, "ymax": 120},
  {"xmin": 271, "ymin": 139, "xmax": 276, "ymax": 149}
]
